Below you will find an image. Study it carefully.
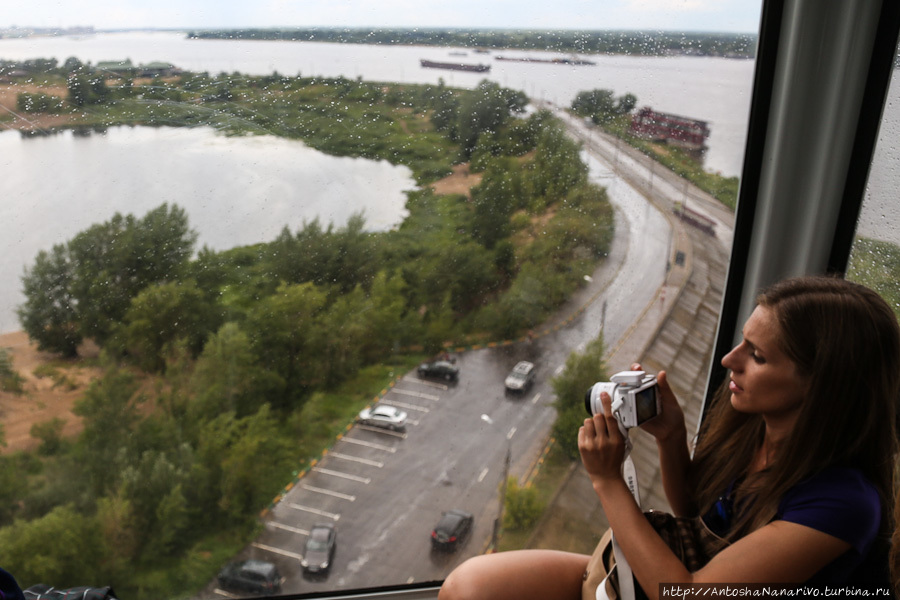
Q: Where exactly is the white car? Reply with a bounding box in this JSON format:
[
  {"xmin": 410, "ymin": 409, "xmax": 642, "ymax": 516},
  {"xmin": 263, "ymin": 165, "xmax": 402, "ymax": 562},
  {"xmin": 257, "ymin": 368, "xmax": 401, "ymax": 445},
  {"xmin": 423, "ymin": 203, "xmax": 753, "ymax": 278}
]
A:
[
  {"xmin": 357, "ymin": 404, "xmax": 408, "ymax": 431},
  {"xmin": 505, "ymin": 361, "xmax": 536, "ymax": 393}
]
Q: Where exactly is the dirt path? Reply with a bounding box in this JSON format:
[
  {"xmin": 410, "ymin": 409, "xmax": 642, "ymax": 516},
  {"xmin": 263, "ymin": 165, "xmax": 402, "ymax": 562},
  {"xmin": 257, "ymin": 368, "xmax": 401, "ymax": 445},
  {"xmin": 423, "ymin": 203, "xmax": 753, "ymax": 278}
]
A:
[{"xmin": 430, "ymin": 163, "xmax": 481, "ymax": 198}]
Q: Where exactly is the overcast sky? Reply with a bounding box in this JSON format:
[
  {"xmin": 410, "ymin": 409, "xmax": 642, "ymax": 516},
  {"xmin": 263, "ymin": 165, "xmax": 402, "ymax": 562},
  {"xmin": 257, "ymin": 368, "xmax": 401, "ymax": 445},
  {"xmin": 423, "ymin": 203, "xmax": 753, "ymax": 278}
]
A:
[{"xmin": 5, "ymin": 0, "xmax": 762, "ymax": 34}]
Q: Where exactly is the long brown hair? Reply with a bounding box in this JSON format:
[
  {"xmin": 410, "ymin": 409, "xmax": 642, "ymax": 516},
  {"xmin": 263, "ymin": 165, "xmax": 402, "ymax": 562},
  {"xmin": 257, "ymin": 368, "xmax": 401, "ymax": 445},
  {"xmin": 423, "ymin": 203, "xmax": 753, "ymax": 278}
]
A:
[{"xmin": 691, "ymin": 276, "xmax": 900, "ymax": 543}]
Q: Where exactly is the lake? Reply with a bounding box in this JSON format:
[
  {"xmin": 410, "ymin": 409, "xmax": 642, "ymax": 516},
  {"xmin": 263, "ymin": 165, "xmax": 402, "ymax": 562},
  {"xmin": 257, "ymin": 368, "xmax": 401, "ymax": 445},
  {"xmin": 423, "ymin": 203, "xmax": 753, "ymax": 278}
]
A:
[{"xmin": 0, "ymin": 125, "xmax": 415, "ymax": 333}]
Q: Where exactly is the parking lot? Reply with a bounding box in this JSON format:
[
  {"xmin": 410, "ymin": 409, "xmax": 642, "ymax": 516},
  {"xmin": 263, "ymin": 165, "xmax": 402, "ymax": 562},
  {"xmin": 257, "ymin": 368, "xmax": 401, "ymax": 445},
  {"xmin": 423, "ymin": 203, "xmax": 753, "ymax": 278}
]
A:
[{"xmin": 208, "ymin": 348, "xmax": 558, "ymax": 597}]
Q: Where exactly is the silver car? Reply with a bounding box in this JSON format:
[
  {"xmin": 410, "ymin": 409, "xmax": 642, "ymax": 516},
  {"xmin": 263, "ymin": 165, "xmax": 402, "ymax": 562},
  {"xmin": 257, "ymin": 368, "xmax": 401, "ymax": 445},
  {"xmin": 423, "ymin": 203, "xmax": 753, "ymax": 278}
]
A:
[
  {"xmin": 505, "ymin": 361, "xmax": 536, "ymax": 393},
  {"xmin": 357, "ymin": 404, "xmax": 408, "ymax": 431}
]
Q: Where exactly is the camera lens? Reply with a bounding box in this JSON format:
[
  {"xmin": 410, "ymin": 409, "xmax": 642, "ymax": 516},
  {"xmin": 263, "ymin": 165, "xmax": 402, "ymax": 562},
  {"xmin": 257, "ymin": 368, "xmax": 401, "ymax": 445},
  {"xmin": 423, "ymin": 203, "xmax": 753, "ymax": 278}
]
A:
[{"xmin": 584, "ymin": 388, "xmax": 594, "ymax": 415}]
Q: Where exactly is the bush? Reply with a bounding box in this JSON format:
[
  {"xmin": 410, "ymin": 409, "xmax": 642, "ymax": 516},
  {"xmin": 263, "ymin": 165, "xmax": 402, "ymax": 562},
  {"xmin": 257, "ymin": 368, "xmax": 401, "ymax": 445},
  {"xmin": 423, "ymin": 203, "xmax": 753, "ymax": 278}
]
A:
[
  {"xmin": 30, "ymin": 418, "xmax": 67, "ymax": 456},
  {"xmin": 503, "ymin": 477, "xmax": 543, "ymax": 530},
  {"xmin": 0, "ymin": 349, "xmax": 24, "ymax": 395},
  {"xmin": 16, "ymin": 92, "xmax": 66, "ymax": 114}
]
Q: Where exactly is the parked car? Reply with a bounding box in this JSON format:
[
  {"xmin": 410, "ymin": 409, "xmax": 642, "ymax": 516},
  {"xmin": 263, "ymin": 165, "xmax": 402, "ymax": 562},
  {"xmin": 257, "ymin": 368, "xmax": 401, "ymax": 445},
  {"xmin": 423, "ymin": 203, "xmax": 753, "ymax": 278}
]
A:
[
  {"xmin": 417, "ymin": 360, "xmax": 459, "ymax": 381},
  {"xmin": 217, "ymin": 559, "xmax": 283, "ymax": 595},
  {"xmin": 302, "ymin": 523, "xmax": 337, "ymax": 576},
  {"xmin": 504, "ymin": 361, "xmax": 536, "ymax": 393},
  {"xmin": 431, "ymin": 509, "xmax": 474, "ymax": 551},
  {"xmin": 357, "ymin": 404, "xmax": 408, "ymax": 431}
]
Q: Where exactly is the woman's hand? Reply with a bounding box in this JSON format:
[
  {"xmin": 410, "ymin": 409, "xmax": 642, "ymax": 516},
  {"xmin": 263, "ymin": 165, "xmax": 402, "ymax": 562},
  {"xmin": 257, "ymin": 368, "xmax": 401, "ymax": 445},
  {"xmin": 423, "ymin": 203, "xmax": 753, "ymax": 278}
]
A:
[
  {"xmin": 578, "ymin": 391, "xmax": 627, "ymax": 486},
  {"xmin": 634, "ymin": 367, "xmax": 687, "ymax": 443}
]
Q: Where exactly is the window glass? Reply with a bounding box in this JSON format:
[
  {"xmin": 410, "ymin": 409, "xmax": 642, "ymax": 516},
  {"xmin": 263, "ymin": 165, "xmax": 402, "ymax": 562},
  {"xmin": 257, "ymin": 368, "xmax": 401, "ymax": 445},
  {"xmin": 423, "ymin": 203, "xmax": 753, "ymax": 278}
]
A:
[
  {"xmin": 0, "ymin": 3, "xmax": 759, "ymax": 598},
  {"xmin": 847, "ymin": 47, "xmax": 900, "ymax": 319}
]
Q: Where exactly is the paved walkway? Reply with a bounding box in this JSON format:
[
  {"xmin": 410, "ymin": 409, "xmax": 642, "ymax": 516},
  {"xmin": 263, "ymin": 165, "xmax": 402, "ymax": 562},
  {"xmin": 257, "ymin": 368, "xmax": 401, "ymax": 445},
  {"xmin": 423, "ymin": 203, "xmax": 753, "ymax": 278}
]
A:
[{"xmin": 526, "ymin": 125, "xmax": 733, "ymax": 553}]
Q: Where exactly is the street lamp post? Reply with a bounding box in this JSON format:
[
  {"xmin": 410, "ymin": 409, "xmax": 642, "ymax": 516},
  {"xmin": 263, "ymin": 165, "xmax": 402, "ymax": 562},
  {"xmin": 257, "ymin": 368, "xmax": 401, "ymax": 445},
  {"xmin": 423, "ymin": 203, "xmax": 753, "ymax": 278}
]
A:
[{"xmin": 482, "ymin": 414, "xmax": 512, "ymax": 551}]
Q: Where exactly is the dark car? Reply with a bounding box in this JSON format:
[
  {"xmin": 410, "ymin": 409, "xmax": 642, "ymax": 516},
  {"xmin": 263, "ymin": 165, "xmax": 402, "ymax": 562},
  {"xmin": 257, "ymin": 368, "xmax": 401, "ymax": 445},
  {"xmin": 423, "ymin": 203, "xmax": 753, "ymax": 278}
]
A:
[
  {"xmin": 217, "ymin": 559, "xmax": 283, "ymax": 595},
  {"xmin": 418, "ymin": 360, "xmax": 460, "ymax": 381},
  {"xmin": 431, "ymin": 509, "xmax": 474, "ymax": 551},
  {"xmin": 302, "ymin": 523, "xmax": 337, "ymax": 576}
]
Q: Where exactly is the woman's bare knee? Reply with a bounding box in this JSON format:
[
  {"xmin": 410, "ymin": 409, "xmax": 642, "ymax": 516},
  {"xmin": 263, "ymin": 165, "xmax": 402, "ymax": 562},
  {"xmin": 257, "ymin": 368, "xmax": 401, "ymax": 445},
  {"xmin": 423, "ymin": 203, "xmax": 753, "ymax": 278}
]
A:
[
  {"xmin": 439, "ymin": 550, "xmax": 588, "ymax": 600},
  {"xmin": 439, "ymin": 556, "xmax": 493, "ymax": 600}
]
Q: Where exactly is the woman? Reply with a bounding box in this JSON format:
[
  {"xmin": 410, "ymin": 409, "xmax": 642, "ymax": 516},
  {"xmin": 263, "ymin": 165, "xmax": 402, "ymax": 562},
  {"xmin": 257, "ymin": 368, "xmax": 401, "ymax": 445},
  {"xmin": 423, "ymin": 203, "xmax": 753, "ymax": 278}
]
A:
[{"xmin": 440, "ymin": 276, "xmax": 899, "ymax": 600}]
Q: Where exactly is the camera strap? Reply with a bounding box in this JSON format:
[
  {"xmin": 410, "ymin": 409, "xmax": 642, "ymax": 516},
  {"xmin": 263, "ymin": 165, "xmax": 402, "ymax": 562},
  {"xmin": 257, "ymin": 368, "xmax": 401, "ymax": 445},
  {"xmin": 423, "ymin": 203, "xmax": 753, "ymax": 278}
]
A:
[{"xmin": 597, "ymin": 435, "xmax": 641, "ymax": 600}]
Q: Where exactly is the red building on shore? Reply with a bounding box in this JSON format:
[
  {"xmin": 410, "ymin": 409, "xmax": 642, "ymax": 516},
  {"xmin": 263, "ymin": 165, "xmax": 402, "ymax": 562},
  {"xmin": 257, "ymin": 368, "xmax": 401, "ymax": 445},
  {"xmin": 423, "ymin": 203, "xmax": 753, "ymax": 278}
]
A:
[{"xmin": 630, "ymin": 107, "xmax": 710, "ymax": 154}]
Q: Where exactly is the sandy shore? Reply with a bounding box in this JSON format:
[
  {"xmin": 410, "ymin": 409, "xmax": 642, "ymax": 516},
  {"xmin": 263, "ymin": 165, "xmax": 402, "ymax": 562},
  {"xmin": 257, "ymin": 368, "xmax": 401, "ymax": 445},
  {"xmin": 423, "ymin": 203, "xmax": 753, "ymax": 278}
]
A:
[
  {"xmin": 0, "ymin": 330, "xmax": 99, "ymax": 454},
  {"xmin": 0, "ymin": 83, "xmax": 75, "ymax": 132}
]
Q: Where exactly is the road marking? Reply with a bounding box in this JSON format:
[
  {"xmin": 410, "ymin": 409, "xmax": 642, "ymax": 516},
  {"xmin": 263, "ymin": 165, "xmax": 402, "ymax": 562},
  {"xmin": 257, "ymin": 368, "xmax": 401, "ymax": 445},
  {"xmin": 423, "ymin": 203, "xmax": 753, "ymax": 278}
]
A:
[
  {"xmin": 313, "ymin": 467, "xmax": 371, "ymax": 484},
  {"xmin": 478, "ymin": 467, "xmax": 489, "ymax": 482},
  {"xmin": 402, "ymin": 376, "xmax": 448, "ymax": 390},
  {"xmin": 382, "ymin": 399, "xmax": 430, "ymax": 413},
  {"xmin": 288, "ymin": 502, "xmax": 341, "ymax": 521},
  {"xmin": 391, "ymin": 388, "xmax": 441, "ymax": 401},
  {"xmin": 531, "ymin": 392, "xmax": 542, "ymax": 405},
  {"xmin": 356, "ymin": 425, "xmax": 407, "ymax": 438},
  {"xmin": 329, "ymin": 452, "xmax": 383, "ymax": 468},
  {"xmin": 267, "ymin": 521, "xmax": 310, "ymax": 536},
  {"xmin": 340, "ymin": 437, "xmax": 397, "ymax": 453},
  {"xmin": 301, "ymin": 484, "xmax": 356, "ymax": 501},
  {"xmin": 252, "ymin": 542, "xmax": 304, "ymax": 561},
  {"xmin": 214, "ymin": 589, "xmax": 241, "ymax": 598},
  {"xmin": 507, "ymin": 427, "xmax": 517, "ymax": 440}
]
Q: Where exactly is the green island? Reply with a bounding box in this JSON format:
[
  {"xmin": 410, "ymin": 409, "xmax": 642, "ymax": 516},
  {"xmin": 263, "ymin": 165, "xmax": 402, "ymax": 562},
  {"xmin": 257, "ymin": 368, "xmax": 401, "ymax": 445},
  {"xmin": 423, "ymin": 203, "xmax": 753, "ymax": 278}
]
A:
[{"xmin": 187, "ymin": 28, "xmax": 757, "ymax": 59}]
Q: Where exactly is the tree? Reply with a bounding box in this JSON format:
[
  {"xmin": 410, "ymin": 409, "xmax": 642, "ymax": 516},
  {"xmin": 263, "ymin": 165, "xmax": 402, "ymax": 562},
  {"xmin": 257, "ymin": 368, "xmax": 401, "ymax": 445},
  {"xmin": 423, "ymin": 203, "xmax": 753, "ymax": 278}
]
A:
[
  {"xmin": 207, "ymin": 406, "xmax": 292, "ymax": 519},
  {"xmin": 571, "ymin": 88, "xmax": 638, "ymax": 124},
  {"xmin": 17, "ymin": 244, "xmax": 81, "ymax": 356},
  {"xmin": 73, "ymin": 369, "xmax": 143, "ymax": 497},
  {"xmin": 89, "ymin": 75, "xmax": 111, "ymax": 104},
  {"xmin": 66, "ymin": 72, "xmax": 91, "ymax": 107},
  {"xmin": 0, "ymin": 505, "xmax": 107, "ymax": 587},
  {"xmin": 572, "ymin": 89, "xmax": 616, "ymax": 119},
  {"xmin": 190, "ymin": 322, "xmax": 275, "ymax": 419},
  {"xmin": 62, "ymin": 56, "xmax": 85, "ymax": 73},
  {"xmin": 616, "ymin": 92, "xmax": 637, "ymax": 114},
  {"xmin": 552, "ymin": 334, "xmax": 609, "ymax": 459},
  {"xmin": 471, "ymin": 157, "xmax": 524, "ymax": 249},
  {"xmin": 526, "ymin": 123, "xmax": 588, "ymax": 205},
  {"xmin": 66, "ymin": 203, "xmax": 197, "ymax": 344},
  {"xmin": 115, "ymin": 279, "xmax": 217, "ymax": 372},
  {"xmin": 246, "ymin": 282, "xmax": 328, "ymax": 410},
  {"xmin": 456, "ymin": 80, "xmax": 524, "ymax": 158},
  {"xmin": 119, "ymin": 445, "xmax": 193, "ymax": 558},
  {"xmin": 0, "ymin": 453, "xmax": 27, "ymax": 526},
  {"xmin": 425, "ymin": 83, "xmax": 459, "ymax": 135}
]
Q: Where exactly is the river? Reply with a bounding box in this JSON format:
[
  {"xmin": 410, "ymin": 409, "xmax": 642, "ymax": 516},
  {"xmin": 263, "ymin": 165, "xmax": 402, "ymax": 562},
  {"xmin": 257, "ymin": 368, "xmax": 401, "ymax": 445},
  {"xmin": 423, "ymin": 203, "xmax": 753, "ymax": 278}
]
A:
[{"xmin": 0, "ymin": 31, "xmax": 897, "ymax": 334}]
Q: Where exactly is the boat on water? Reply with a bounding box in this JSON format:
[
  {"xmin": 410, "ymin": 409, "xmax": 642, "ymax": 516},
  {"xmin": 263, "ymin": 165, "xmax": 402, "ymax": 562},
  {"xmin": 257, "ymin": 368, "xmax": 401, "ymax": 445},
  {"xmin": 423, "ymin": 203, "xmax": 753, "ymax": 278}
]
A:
[
  {"xmin": 420, "ymin": 59, "xmax": 491, "ymax": 73},
  {"xmin": 495, "ymin": 55, "xmax": 596, "ymax": 66}
]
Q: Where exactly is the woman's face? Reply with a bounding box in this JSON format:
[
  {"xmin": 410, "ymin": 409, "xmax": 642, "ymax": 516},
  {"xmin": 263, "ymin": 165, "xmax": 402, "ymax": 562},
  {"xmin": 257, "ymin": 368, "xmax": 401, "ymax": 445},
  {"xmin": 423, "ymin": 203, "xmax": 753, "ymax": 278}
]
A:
[{"xmin": 721, "ymin": 305, "xmax": 809, "ymax": 425}]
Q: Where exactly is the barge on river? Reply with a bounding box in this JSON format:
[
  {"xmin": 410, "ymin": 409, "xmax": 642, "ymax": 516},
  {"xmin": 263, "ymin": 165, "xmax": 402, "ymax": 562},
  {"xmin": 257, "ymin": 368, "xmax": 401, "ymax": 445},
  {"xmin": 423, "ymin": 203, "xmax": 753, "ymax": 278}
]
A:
[
  {"xmin": 420, "ymin": 59, "xmax": 491, "ymax": 73},
  {"xmin": 495, "ymin": 55, "xmax": 596, "ymax": 66}
]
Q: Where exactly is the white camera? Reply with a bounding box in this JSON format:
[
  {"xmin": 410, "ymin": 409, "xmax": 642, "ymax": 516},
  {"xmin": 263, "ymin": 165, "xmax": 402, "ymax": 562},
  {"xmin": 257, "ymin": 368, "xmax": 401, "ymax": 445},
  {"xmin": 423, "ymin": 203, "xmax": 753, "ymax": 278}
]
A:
[{"xmin": 584, "ymin": 370, "xmax": 660, "ymax": 430}]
